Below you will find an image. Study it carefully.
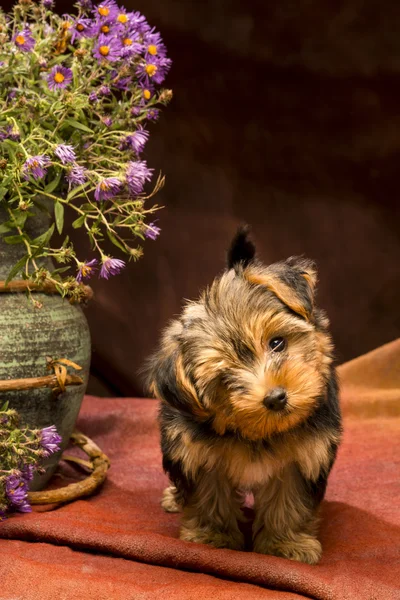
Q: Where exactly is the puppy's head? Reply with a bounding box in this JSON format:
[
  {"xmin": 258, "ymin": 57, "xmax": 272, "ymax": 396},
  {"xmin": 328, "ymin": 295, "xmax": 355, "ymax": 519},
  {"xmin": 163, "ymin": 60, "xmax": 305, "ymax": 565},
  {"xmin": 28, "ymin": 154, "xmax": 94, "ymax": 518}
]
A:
[{"xmin": 148, "ymin": 227, "xmax": 333, "ymax": 441}]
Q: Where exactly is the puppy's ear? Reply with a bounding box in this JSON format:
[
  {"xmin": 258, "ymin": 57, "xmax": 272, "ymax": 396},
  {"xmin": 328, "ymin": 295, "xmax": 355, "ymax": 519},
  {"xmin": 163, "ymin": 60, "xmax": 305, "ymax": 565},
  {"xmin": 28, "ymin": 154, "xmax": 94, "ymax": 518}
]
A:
[
  {"xmin": 227, "ymin": 224, "xmax": 256, "ymax": 269},
  {"xmin": 146, "ymin": 330, "xmax": 207, "ymax": 418},
  {"xmin": 285, "ymin": 256, "xmax": 318, "ymax": 297},
  {"xmin": 244, "ymin": 257, "xmax": 318, "ymax": 322},
  {"xmin": 281, "ymin": 257, "xmax": 318, "ymax": 315}
]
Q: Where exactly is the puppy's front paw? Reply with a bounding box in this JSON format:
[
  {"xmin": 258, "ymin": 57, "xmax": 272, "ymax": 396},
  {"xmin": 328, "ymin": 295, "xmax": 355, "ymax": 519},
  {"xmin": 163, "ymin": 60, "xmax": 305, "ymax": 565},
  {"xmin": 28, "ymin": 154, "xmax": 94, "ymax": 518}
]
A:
[
  {"xmin": 254, "ymin": 530, "xmax": 322, "ymax": 565},
  {"xmin": 180, "ymin": 525, "xmax": 244, "ymax": 551},
  {"xmin": 161, "ymin": 485, "xmax": 182, "ymax": 513}
]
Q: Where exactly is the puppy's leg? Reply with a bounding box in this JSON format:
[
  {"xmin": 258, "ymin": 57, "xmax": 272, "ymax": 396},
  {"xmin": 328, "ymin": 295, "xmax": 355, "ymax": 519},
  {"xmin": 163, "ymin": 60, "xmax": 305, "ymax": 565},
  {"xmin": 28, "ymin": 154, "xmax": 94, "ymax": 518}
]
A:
[
  {"xmin": 161, "ymin": 485, "xmax": 183, "ymax": 513},
  {"xmin": 253, "ymin": 464, "xmax": 322, "ymax": 564},
  {"xmin": 180, "ymin": 469, "xmax": 244, "ymax": 550}
]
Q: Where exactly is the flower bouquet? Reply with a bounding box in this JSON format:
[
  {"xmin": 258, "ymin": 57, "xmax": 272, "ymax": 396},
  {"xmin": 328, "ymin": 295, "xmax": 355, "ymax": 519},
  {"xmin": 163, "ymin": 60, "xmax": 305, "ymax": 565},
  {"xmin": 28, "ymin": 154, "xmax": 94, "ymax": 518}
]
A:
[
  {"xmin": 0, "ymin": 0, "xmax": 172, "ymax": 301},
  {"xmin": 0, "ymin": 402, "xmax": 61, "ymax": 519},
  {"xmin": 0, "ymin": 0, "xmax": 172, "ymax": 504}
]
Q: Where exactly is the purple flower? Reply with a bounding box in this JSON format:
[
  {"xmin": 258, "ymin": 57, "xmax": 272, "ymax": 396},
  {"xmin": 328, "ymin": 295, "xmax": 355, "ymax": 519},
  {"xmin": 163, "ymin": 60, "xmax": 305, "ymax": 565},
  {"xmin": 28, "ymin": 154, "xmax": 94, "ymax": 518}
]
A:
[
  {"xmin": 77, "ymin": 0, "xmax": 93, "ymax": 10},
  {"xmin": 102, "ymin": 116, "xmax": 113, "ymax": 127},
  {"xmin": 131, "ymin": 106, "xmax": 141, "ymax": 117},
  {"xmin": 54, "ymin": 144, "xmax": 76, "ymax": 164},
  {"xmin": 139, "ymin": 84, "xmax": 154, "ymax": 103},
  {"xmin": 47, "ymin": 66, "xmax": 73, "ymax": 90},
  {"xmin": 126, "ymin": 160, "xmax": 153, "ymax": 196},
  {"xmin": 93, "ymin": 0, "xmax": 118, "ymax": 21},
  {"xmin": 114, "ymin": 76, "xmax": 132, "ymax": 91},
  {"xmin": 66, "ymin": 165, "xmax": 87, "ymax": 187},
  {"xmin": 13, "ymin": 29, "xmax": 35, "ymax": 52},
  {"xmin": 71, "ymin": 17, "xmax": 92, "ymax": 43},
  {"xmin": 95, "ymin": 177, "xmax": 122, "ymax": 201},
  {"xmin": 100, "ymin": 257, "xmax": 125, "ymax": 279},
  {"xmin": 23, "ymin": 155, "xmax": 51, "ymax": 181},
  {"xmin": 143, "ymin": 29, "xmax": 167, "ymax": 59},
  {"xmin": 40, "ymin": 425, "xmax": 62, "ymax": 457},
  {"xmin": 18, "ymin": 499, "xmax": 32, "ymax": 513},
  {"xmin": 89, "ymin": 91, "xmax": 98, "ymax": 103},
  {"xmin": 0, "ymin": 125, "xmax": 20, "ymax": 142},
  {"xmin": 137, "ymin": 57, "xmax": 172, "ymax": 85},
  {"xmin": 146, "ymin": 108, "xmax": 160, "ymax": 121},
  {"xmin": 5, "ymin": 475, "xmax": 31, "ymax": 513},
  {"xmin": 41, "ymin": 0, "xmax": 54, "ymax": 8},
  {"xmin": 88, "ymin": 19, "xmax": 116, "ymax": 37},
  {"xmin": 120, "ymin": 30, "xmax": 142, "ymax": 58},
  {"xmin": 120, "ymin": 126, "xmax": 149, "ymax": 154},
  {"xmin": 21, "ymin": 464, "xmax": 35, "ymax": 483},
  {"xmin": 8, "ymin": 127, "xmax": 21, "ymax": 141},
  {"xmin": 99, "ymin": 85, "xmax": 111, "ymax": 96},
  {"xmin": 115, "ymin": 7, "xmax": 130, "ymax": 26},
  {"xmin": 93, "ymin": 34, "xmax": 122, "ymax": 63},
  {"xmin": 129, "ymin": 11, "xmax": 151, "ymax": 35},
  {"xmin": 76, "ymin": 259, "xmax": 98, "ymax": 282},
  {"xmin": 145, "ymin": 222, "xmax": 161, "ymax": 240}
]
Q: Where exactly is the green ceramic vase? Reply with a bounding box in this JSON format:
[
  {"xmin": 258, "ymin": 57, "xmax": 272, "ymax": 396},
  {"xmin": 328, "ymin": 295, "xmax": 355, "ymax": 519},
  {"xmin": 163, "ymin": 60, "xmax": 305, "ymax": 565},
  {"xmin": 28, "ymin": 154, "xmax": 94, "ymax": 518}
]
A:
[{"xmin": 0, "ymin": 204, "xmax": 91, "ymax": 491}]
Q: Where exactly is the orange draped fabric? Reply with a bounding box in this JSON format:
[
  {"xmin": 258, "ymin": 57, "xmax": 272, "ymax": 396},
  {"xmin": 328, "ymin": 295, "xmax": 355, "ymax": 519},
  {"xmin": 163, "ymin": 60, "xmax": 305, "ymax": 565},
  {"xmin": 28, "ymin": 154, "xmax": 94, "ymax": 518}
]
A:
[{"xmin": 1, "ymin": 340, "xmax": 400, "ymax": 599}]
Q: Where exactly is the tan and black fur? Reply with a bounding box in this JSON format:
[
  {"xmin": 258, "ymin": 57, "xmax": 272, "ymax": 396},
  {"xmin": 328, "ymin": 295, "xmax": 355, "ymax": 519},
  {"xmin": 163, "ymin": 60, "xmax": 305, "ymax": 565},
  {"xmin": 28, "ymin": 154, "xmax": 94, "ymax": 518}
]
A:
[{"xmin": 147, "ymin": 227, "xmax": 342, "ymax": 564}]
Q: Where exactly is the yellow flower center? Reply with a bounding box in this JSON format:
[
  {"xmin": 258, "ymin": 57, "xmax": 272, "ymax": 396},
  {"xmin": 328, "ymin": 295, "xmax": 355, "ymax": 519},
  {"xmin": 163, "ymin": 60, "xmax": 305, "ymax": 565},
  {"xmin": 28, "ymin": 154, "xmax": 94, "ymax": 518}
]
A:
[
  {"xmin": 143, "ymin": 89, "xmax": 151, "ymax": 100},
  {"xmin": 98, "ymin": 6, "xmax": 110, "ymax": 16},
  {"xmin": 100, "ymin": 181, "xmax": 109, "ymax": 190},
  {"xmin": 123, "ymin": 37, "xmax": 133, "ymax": 46},
  {"xmin": 148, "ymin": 44, "xmax": 157, "ymax": 56},
  {"xmin": 99, "ymin": 45, "xmax": 110, "ymax": 56},
  {"xmin": 117, "ymin": 13, "xmax": 128, "ymax": 23},
  {"xmin": 54, "ymin": 72, "xmax": 65, "ymax": 83},
  {"xmin": 76, "ymin": 23, "xmax": 85, "ymax": 31},
  {"xmin": 15, "ymin": 35, "xmax": 25, "ymax": 45},
  {"xmin": 101, "ymin": 25, "xmax": 110, "ymax": 33},
  {"xmin": 81, "ymin": 265, "xmax": 93, "ymax": 277},
  {"xmin": 145, "ymin": 64, "xmax": 157, "ymax": 77},
  {"xmin": 30, "ymin": 160, "xmax": 39, "ymax": 168}
]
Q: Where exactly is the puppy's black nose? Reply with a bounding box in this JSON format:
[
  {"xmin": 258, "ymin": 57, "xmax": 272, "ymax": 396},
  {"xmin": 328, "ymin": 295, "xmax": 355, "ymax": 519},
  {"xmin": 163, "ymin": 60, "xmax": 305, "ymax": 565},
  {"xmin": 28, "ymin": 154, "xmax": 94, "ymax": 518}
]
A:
[{"xmin": 263, "ymin": 387, "xmax": 287, "ymax": 411}]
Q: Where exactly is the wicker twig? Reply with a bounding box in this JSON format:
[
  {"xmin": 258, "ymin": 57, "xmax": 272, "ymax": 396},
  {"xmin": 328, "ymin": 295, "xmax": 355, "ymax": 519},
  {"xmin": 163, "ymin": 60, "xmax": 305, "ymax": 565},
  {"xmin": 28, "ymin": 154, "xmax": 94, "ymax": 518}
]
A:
[
  {"xmin": 0, "ymin": 357, "xmax": 84, "ymax": 394},
  {"xmin": 0, "ymin": 280, "xmax": 93, "ymax": 303},
  {"xmin": 28, "ymin": 430, "xmax": 110, "ymax": 505},
  {"xmin": 0, "ymin": 373, "xmax": 83, "ymax": 392}
]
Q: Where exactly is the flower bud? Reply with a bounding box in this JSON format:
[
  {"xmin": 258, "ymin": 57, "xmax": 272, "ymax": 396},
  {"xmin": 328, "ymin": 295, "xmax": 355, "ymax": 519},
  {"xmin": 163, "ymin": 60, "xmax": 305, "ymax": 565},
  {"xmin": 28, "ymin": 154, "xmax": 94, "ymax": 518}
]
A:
[
  {"xmin": 74, "ymin": 48, "xmax": 87, "ymax": 60},
  {"xmin": 159, "ymin": 89, "xmax": 173, "ymax": 104}
]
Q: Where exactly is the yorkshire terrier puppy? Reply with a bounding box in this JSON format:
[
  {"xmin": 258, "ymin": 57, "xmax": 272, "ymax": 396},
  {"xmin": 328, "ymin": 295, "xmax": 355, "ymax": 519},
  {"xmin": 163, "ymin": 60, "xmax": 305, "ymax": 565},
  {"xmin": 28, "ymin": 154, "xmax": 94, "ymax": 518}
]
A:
[{"xmin": 147, "ymin": 227, "xmax": 341, "ymax": 564}]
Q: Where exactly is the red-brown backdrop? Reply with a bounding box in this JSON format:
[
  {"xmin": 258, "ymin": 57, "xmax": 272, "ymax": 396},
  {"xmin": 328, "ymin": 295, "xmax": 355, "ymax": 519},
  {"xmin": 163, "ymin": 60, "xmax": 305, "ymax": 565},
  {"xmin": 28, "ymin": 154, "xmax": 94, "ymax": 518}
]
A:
[{"xmin": 4, "ymin": 0, "xmax": 400, "ymax": 395}]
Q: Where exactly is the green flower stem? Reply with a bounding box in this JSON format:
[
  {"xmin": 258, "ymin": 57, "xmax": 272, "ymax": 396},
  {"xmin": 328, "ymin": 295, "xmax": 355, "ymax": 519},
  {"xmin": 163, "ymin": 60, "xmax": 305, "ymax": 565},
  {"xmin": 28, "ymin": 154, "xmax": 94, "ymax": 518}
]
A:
[
  {"xmin": 50, "ymin": 113, "xmax": 69, "ymax": 139},
  {"xmin": 87, "ymin": 143, "xmax": 125, "ymax": 155},
  {"xmin": 38, "ymin": 191, "xmax": 85, "ymax": 215},
  {"xmin": 5, "ymin": 205, "xmax": 32, "ymax": 277},
  {"xmin": 96, "ymin": 130, "xmax": 135, "ymax": 139}
]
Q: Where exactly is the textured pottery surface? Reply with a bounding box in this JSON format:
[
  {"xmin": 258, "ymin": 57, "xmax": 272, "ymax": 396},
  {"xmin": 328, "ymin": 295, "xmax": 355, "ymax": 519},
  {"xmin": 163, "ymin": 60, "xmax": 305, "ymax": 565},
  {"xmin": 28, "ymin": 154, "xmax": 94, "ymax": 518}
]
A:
[{"xmin": 0, "ymin": 204, "xmax": 91, "ymax": 490}]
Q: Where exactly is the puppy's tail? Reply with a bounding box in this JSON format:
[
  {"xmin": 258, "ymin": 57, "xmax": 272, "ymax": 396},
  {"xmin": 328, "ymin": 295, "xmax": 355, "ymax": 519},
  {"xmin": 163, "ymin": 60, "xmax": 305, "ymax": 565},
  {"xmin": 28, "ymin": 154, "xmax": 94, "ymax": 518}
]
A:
[{"xmin": 227, "ymin": 224, "xmax": 256, "ymax": 269}]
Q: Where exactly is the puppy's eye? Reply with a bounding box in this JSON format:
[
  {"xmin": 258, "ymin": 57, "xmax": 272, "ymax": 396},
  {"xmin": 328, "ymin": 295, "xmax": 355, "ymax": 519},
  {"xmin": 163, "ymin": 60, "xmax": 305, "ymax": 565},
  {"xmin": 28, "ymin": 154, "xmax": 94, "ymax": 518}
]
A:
[{"xmin": 269, "ymin": 337, "xmax": 286, "ymax": 352}]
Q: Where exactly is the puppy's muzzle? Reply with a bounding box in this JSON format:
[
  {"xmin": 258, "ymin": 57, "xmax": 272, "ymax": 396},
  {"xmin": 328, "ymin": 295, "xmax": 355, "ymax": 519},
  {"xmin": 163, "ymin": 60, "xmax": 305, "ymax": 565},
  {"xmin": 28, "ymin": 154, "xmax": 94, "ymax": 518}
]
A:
[{"xmin": 263, "ymin": 387, "xmax": 287, "ymax": 411}]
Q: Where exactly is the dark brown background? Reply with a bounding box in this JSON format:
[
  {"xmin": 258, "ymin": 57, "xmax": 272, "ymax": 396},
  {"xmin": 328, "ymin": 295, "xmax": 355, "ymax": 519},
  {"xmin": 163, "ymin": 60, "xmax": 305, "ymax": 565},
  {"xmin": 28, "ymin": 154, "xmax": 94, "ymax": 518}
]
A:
[{"xmin": 5, "ymin": 0, "xmax": 400, "ymax": 396}]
